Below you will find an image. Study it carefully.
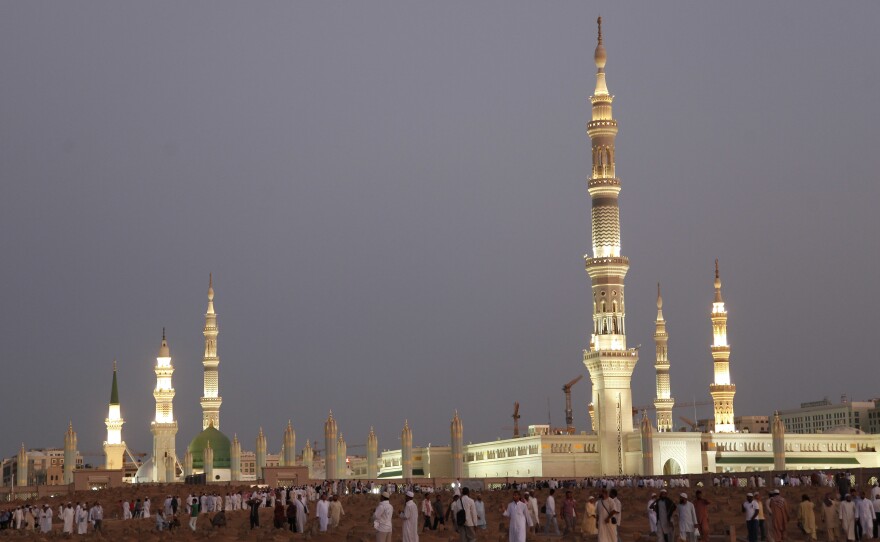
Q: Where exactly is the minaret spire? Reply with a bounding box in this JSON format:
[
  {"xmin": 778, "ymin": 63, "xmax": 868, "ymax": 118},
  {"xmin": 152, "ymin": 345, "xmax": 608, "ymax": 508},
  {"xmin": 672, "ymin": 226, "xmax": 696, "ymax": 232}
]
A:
[
  {"xmin": 653, "ymin": 283, "xmax": 675, "ymax": 432},
  {"xmin": 104, "ymin": 361, "xmax": 126, "ymax": 470},
  {"xmin": 200, "ymin": 273, "xmax": 222, "ymax": 430},
  {"xmin": 582, "ymin": 16, "xmax": 639, "ymax": 475},
  {"xmin": 709, "ymin": 259, "xmax": 736, "ymax": 432},
  {"xmin": 151, "ymin": 329, "xmax": 178, "ymax": 481}
]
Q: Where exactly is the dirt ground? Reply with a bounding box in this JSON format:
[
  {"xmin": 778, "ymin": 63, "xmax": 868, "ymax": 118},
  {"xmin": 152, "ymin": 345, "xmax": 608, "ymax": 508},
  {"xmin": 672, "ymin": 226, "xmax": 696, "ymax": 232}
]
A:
[{"xmin": 0, "ymin": 482, "xmax": 844, "ymax": 541}]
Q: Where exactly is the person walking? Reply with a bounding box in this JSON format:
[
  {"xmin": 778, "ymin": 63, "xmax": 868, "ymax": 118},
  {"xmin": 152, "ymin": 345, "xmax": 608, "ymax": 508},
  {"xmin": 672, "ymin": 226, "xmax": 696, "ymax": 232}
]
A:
[
  {"xmin": 822, "ymin": 495, "xmax": 839, "ymax": 542},
  {"xmin": 544, "ymin": 488, "xmax": 561, "ymax": 535},
  {"xmin": 400, "ymin": 491, "xmax": 419, "ymax": 542},
  {"xmin": 840, "ymin": 495, "xmax": 857, "ymax": 542},
  {"xmin": 330, "ymin": 495, "xmax": 345, "ymax": 530},
  {"xmin": 677, "ymin": 493, "xmax": 698, "ymax": 542},
  {"xmin": 744, "ymin": 493, "xmax": 761, "ymax": 542},
  {"xmin": 583, "ymin": 495, "xmax": 598, "ymax": 536},
  {"xmin": 694, "ymin": 490, "xmax": 712, "ymax": 542},
  {"xmin": 502, "ymin": 491, "xmax": 531, "ymax": 542},
  {"xmin": 597, "ymin": 490, "xmax": 620, "ymax": 542},
  {"xmin": 769, "ymin": 490, "xmax": 790, "ymax": 542},
  {"xmin": 189, "ymin": 497, "xmax": 200, "ymax": 531},
  {"xmin": 562, "ymin": 491, "xmax": 578, "ymax": 535},
  {"xmin": 459, "ymin": 487, "xmax": 478, "ymax": 542},
  {"xmin": 653, "ymin": 489, "xmax": 676, "ymax": 542},
  {"xmin": 373, "ymin": 491, "xmax": 394, "ymax": 542},
  {"xmin": 421, "ymin": 494, "xmax": 434, "ymax": 532},
  {"xmin": 799, "ymin": 494, "xmax": 817, "ymax": 541}
]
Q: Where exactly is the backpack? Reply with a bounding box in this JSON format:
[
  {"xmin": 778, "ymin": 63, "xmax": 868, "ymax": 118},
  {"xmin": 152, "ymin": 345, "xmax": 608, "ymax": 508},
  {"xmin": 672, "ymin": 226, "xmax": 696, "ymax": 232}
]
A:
[{"xmin": 456, "ymin": 508, "xmax": 466, "ymax": 526}]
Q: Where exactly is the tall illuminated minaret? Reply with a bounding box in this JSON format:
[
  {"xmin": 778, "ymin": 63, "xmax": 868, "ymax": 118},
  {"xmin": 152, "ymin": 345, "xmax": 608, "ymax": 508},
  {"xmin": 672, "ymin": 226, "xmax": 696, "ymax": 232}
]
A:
[
  {"xmin": 151, "ymin": 329, "xmax": 178, "ymax": 482},
  {"xmin": 324, "ymin": 412, "xmax": 338, "ymax": 479},
  {"xmin": 582, "ymin": 17, "xmax": 639, "ymax": 475},
  {"xmin": 104, "ymin": 361, "xmax": 126, "ymax": 470},
  {"xmin": 63, "ymin": 422, "xmax": 77, "ymax": 485},
  {"xmin": 709, "ymin": 259, "xmax": 736, "ymax": 432},
  {"xmin": 653, "ymin": 284, "xmax": 675, "ymax": 432},
  {"xmin": 200, "ymin": 274, "xmax": 222, "ymax": 430}
]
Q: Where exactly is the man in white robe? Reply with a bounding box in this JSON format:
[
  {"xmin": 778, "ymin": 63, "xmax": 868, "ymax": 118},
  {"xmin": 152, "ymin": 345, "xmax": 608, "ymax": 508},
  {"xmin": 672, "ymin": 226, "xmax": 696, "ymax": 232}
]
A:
[
  {"xmin": 39, "ymin": 505, "xmax": 53, "ymax": 533},
  {"xmin": 61, "ymin": 503, "xmax": 74, "ymax": 534},
  {"xmin": 503, "ymin": 491, "xmax": 532, "ymax": 542},
  {"xmin": 597, "ymin": 491, "xmax": 620, "ymax": 542},
  {"xmin": 840, "ymin": 496, "xmax": 857, "ymax": 542},
  {"xmin": 677, "ymin": 494, "xmax": 698, "ymax": 542},
  {"xmin": 75, "ymin": 503, "xmax": 88, "ymax": 534},
  {"xmin": 316, "ymin": 493, "xmax": 330, "ymax": 532},
  {"xmin": 143, "ymin": 497, "xmax": 151, "ymax": 518},
  {"xmin": 857, "ymin": 492, "xmax": 874, "ymax": 540},
  {"xmin": 122, "ymin": 500, "xmax": 132, "ymax": 519},
  {"xmin": 400, "ymin": 491, "xmax": 419, "ymax": 542},
  {"xmin": 647, "ymin": 494, "xmax": 658, "ymax": 534},
  {"xmin": 295, "ymin": 494, "xmax": 308, "ymax": 533},
  {"xmin": 526, "ymin": 491, "xmax": 540, "ymax": 532}
]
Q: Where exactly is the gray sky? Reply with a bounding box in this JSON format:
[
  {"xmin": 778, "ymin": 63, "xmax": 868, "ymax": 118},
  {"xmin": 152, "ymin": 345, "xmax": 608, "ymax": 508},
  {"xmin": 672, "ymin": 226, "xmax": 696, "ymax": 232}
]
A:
[{"xmin": 2, "ymin": 2, "xmax": 879, "ymax": 462}]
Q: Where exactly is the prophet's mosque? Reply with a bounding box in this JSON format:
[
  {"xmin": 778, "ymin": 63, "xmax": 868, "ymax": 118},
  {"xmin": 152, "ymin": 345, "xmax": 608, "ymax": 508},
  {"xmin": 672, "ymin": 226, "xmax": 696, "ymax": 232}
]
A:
[{"xmin": 62, "ymin": 18, "xmax": 880, "ymax": 487}]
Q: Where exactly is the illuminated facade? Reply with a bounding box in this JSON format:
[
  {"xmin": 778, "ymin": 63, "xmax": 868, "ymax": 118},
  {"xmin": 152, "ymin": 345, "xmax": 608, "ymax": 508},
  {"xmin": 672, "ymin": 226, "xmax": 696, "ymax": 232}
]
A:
[
  {"xmin": 201, "ymin": 274, "xmax": 222, "ymax": 430},
  {"xmin": 103, "ymin": 361, "xmax": 126, "ymax": 470},
  {"xmin": 150, "ymin": 330, "xmax": 178, "ymax": 482},
  {"xmin": 653, "ymin": 284, "xmax": 675, "ymax": 432},
  {"xmin": 582, "ymin": 16, "xmax": 639, "ymax": 475},
  {"xmin": 709, "ymin": 260, "xmax": 736, "ymax": 432}
]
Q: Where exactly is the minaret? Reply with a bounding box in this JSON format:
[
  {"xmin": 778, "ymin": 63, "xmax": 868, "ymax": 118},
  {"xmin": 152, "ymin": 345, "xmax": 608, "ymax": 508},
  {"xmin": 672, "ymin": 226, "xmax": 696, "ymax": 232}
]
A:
[
  {"xmin": 450, "ymin": 411, "xmax": 463, "ymax": 480},
  {"xmin": 709, "ymin": 259, "xmax": 736, "ymax": 432},
  {"xmin": 151, "ymin": 329, "xmax": 178, "ymax": 482},
  {"xmin": 64, "ymin": 422, "xmax": 77, "ymax": 485},
  {"xmin": 772, "ymin": 411, "xmax": 786, "ymax": 471},
  {"xmin": 201, "ymin": 274, "xmax": 222, "ymax": 430},
  {"xmin": 640, "ymin": 411, "xmax": 654, "ymax": 476},
  {"xmin": 303, "ymin": 439, "xmax": 314, "ymax": 478},
  {"xmin": 653, "ymin": 284, "xmax": 675, "ymax": 432},
  {"xmin": 183, "ymin": 450, "xmax": 193, "ymax": 477},
  {"xmin": 282, "ymin": 421, "xmax": 296, "ymax": 466},
  {"xmin": 203, "ymin": 441, "xmax": 214, "ymax": 481},
  {"xmin": 366, "ymin": 428, "xmax": 378, "ymax": 479},
  {"xmin": 337, "ymin": 433, "xmax": 347, "ymax": 479},
  {"xmin": 104, "ymin": 361, "xmax": 126, "ymax": 470},
  {"xmin": 582, "ymin": 17, "xmax": 639, "ymax": 475},
  {"xmin": 230, "ymin": 434, "xmax": 241, "ymax": 481},
  {"xmin": 16, "ymin": 444, "xmax": 27, "ymax": 486},
  {"xmin": 401, "ymin": 420, "xmax": 413, "ymax": 481},
  {"xmin": 324, "ymin": 412, "xmax": 338, "ymax": 479},
  {"xmin": 255, "ymin": 427, "xmax": 267, "ymax": 480}
]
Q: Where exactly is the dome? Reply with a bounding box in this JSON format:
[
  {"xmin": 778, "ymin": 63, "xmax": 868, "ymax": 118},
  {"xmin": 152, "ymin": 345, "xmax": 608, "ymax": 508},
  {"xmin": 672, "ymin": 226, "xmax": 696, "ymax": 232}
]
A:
[{"xmin": 188, "ymin": 424, "xmax": 231, "ymax": 469}]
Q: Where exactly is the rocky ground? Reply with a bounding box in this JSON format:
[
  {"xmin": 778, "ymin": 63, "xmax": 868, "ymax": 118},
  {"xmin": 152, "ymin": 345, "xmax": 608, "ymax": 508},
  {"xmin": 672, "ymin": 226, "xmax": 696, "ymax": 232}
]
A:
[{"xmin": 0, "ymin": 483, "xmax": 842, "ymax": 541}]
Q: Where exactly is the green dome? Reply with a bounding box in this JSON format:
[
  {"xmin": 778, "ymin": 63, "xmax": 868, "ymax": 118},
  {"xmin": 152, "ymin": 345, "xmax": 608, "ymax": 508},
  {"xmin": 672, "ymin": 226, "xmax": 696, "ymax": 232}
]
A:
[{"xmin": 187, "ymin": 424, "xmax": 231, "ymax": 469}]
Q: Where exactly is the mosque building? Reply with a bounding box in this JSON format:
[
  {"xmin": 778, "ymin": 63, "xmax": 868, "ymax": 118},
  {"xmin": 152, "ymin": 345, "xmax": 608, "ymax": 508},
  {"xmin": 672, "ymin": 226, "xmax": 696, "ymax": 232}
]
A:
[{"xmin": 71, "ymin": 18, "xmax": 880, "ymax": 487}]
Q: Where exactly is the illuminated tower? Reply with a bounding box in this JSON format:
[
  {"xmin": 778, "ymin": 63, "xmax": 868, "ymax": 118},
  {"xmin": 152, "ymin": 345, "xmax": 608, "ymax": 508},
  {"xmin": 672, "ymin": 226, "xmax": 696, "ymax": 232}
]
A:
[
  {"xmin": 582, "ymin": 17, "xmax": 639, "ymax": 475},
  {"xmin": 151, "ymin": 329, "xmax": 178, "ymax": 482},
  {"xmin": 63, "ymin": 422, "xmax": 77, "ymax": 484},
  {"xmin": 653, "ymin": 284, "xmax": 675, "ymax": 432},
  {"xmin": 303, "ymin": 439, "xmax": 314, "ymax": 477},
  {"xmin": 200, "ymin": 274, "xmax": 222, "ymax": 430},
  {"xmin": 255, "ymin": 427, "xmax": 267, "ymax": 480},
  {"xmin": 324, "ymin": 412, "xmax": 338, "ymax": 479},
  {"xmin": 230, "ymin": 434, "xmax": 241, "ymax": 481},
  {"xmin": 16, "ymin": 444, "xmax": 27, "ymax": 486},
  {"xmin": 450, "ymin": 411, "xmax": 463, "ymax": 479},
  {"xmin": 282, "ymin": 421, "xmax": 296, "ymax": 466},
  {"xmin": 103, "ymin": 361, "xmax": 127, "ymax": 470},
  {"xmin": 772, "ymin": 411, "xmax": 786, "ymax": 470},
  {"xmin": 366, "ymin": 428, "xmax": 378, "ymax": 479},
  {"xmin": 709, "ymin": 259, "xmax": 736, "ymax": 432},
  {"xmin": 401, "ymin": 420, "xmax": 413, "ymax": 481},
  {"xmin": 337, "ymin": 433, "xmax": 347, "ymax": 478},
  {"xmin": 639, "ymin": 412, "xmax": 654, "ymax": 476}
]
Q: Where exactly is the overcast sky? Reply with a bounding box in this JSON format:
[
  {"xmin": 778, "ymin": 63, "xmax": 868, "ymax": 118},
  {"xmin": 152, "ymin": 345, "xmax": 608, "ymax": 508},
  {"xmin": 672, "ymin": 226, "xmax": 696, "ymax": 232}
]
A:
[{"xmin": 2, "ymin": 2, "xmax": 879, "ymax": 462}]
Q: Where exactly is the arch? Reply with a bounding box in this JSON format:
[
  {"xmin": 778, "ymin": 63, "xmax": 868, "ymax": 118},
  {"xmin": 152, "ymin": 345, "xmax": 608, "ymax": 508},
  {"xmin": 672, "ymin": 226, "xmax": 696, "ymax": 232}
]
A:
[{"xmin": 663, "ymin": 458, "xmax": 682, "ymax": 476}]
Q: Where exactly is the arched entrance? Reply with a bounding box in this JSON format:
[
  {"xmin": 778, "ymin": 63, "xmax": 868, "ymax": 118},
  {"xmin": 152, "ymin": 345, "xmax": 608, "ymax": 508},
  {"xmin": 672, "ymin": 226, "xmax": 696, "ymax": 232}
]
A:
[{"xmin": 663, "ymin": 458, "xmax": 682, "ymax": 475}]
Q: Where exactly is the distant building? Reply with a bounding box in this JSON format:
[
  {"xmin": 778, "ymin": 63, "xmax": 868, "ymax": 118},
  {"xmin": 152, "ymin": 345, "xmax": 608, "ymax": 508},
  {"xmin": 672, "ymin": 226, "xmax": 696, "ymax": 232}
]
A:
[
  {"xmin": 778, "ymin": 397, "xmax": 877, "ymax": 434},
  {"xmin": 2, "ymin": 448, "xmax": 84, "ymax": 486}
]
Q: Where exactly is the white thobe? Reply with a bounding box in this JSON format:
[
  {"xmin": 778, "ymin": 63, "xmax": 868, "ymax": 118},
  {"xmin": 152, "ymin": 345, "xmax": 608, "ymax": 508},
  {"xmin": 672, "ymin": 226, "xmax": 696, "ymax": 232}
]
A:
[
  {"xmin": 62, "ymin": 508, "xmax": 74, "ymax": 533},
  {"xmin": 296, "ymin": 499, "xmax": 307, "ymax": 532},
  {"xmin": 143, "ymin": 500, "xmax": 151, "ymax": 518},
  {"xmin": 76, "ymin": 507, "xmax": 88, "ymax": 534},
  {"xmin": 857, "ymin": 499, "xmax": 874, "ymax": 538},
  {"xmin": 317, "ymin": 499, "xmax": 330, "ymax": 531},
  {"xmin": 647, "ymin": 499, "xmax": 658, "ymax": 533},
  {"xmin": 840, "ymin": 501, "xmax": 856, "ymax": 541},
  {"xmin": 400, "ymin": 500, "xmax": 419, "ymax": 542},
  {"xmin": 503, "ymin": 501, "xmax": 531, "ymax": 542},
  {"xmin": 677, "ymin": 501, "xmax": 697, "ymax": 539},
  {"xmin": 40, "ymin": 509, "xmax": 53, "ymax": 533},
  {"xmin": 598, "ymin": 498, "xmax": 620, "ymax": 542},
  {"xmin": 122, "ymin": 501, "xmax": 131, "ymax": 519}
]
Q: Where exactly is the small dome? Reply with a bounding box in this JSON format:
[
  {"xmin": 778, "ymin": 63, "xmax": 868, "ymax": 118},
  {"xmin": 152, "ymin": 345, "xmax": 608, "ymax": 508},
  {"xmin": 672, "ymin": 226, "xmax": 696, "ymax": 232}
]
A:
[{"xmin": 188, "ymin": 425, "xmax": 231, "ymax": 469}]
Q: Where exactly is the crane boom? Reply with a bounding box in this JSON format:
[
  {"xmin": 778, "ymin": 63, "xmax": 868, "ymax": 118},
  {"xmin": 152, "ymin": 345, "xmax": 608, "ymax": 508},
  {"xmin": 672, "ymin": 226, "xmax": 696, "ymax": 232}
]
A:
[{"xmin": 563, "ymin": 375, "xmax": 584, "ymax": 434}]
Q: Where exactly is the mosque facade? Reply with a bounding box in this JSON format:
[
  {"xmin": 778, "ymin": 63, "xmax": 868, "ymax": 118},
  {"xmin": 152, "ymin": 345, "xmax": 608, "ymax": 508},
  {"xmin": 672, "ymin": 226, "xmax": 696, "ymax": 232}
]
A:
[{"xmin": 69, "ymin": 18, "xmax": 880, "ymax": 486}]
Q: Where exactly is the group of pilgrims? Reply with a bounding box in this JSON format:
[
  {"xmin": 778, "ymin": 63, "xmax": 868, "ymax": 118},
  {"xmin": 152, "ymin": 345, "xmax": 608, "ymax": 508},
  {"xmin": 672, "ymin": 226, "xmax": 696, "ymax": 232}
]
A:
[{"xmin": 0, "ymin": 502, "xmax": 105, "ymax": 534}]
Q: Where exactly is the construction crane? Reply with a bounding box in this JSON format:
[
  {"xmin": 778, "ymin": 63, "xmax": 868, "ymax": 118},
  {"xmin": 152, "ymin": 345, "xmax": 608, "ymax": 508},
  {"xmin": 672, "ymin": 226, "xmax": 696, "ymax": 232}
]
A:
[
  {"xmin": 512, "ymin": 402, "xmax": 521, "ymax": 438},
  {"xmin": 563, "ymin": 375, "xmax": 583, "ymax": 435},
  {"xmin": 679, "ymin": 416, "xmax": 699, "ymax": 432}
]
